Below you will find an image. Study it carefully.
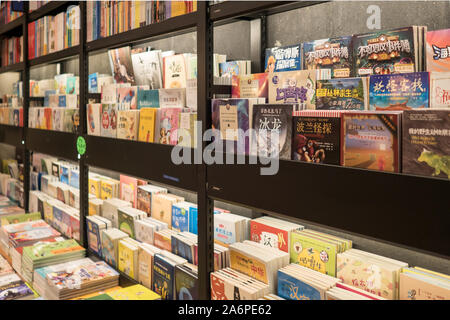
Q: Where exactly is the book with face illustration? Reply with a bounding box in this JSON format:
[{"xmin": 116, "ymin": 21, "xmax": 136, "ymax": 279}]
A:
[{"xmin": 155, "ymin": 107, "xmax": 182, "ymax": 145}]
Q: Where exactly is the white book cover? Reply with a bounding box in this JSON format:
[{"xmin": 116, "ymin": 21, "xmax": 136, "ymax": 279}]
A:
[
  {"xmin": 87, "ymin": 103, "xmax": 101, "ymax": 136},
  {"xmin": 131, "ymin": 50, "xmax": 163, "ymax": 89},
  {"xmin": 163, "ymin": 54, "xmax": 187, "ymax": 89},
  {"xmin": 430, "ymin": 72, "xmax": 450, "ymax": 108}
]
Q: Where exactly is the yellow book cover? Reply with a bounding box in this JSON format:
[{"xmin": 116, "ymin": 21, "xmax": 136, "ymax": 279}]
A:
[
  {"xmin": 88, "ymin": 199, "xmax": 101, "ymax": 216},
  {"xmin": 118, "ymin": 240, "xmax": 135, "ymax": 279},
  {"xmin": 413, "ymin": 267, "xmax": 450, "ymax": 280},
  {"xmin": 107, "ymin": 284, "xmax": 161, "ymax": 300},
  {"xmin": 88, "ymin": 178, "xmax": 101, "ymax": 198},
  {"xmin": 171, "ymin": 1, "xmax": 187, "ymax": 17},
  {"xmin": 138, "ymin": 108, "xmax": 157, "ymax": 143},
  {"xmin": 229, "ymin": 249, "xmax": 269, "ymax": 284},
  {"xmin": 100, "ymin": 180, "xmax": 114, "ymax": 200},
  {"xmin": 151, "ymin": 194, "xmax": 184, "ymax": 228},
  {"xmin": 43, "ymin": 201, "xmax": 54, "ymax": 224}
]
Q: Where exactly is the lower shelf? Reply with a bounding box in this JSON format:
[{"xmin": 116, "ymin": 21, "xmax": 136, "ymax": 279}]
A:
[
  {"xmin": 207, "ymin": 157, "xmax": 450, "ymax": 258},
  {"xmin": 26, "ymin": 128, "xmax": 78, "ymax": 161}
]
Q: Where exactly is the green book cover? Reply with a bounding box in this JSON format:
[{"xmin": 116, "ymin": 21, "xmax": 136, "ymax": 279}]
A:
[
  {"xmin": 85, "ymin": 294, "xmax": 115, "ymax": 300},
  {"xmin": 22, "ymin": 239, "xmax": 84, "ymax": 262},
  {"xmin": 0, "ymin": 212, "xmax": 42, "ymax": 226},
  {"xmin": 118, "ymin": 209, "xmax": 136, "ymax": 239},
  {"xmin": 290, "ymin": 231, "xmax": 338, "ymax": 277},
  {"xmin": 137, "ymin": 89, "xmax": 159, "ymax": 109}
]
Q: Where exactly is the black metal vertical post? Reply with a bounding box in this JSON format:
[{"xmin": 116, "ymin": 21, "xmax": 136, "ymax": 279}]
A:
[
  {"xmin": 197, "ymin": 1, "xmax": 214, "ymax": 300},
  {"xmin": 260, "ymin": 15, "xmax": 267, "ymax": 73},
  {"xmin": 22, "ymin": 2, "xmax": 30, "ymax": 211},
  {"xmin": 78, "ymin": 1, "xmax": 88, "ymax": 248}
]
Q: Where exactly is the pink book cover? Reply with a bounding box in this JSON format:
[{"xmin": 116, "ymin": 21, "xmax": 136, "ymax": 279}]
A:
[
  {"xmin": 156, "ymin": 107, "xmax": 182, "ymax": 145},
  {"xmin": 120, "ymin": 175, "xmax": 147, "ymax": 208},
  {"xmin": 426, "ymin": 28, "xmax": 450, "ymax": 72},
  {"xmin": 117, "ymin": 86, "xmax": 138, "ymax": 109}
]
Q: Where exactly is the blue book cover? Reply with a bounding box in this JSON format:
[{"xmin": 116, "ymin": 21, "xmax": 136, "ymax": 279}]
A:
[
  {"xmin": 30, "ymin": 172, "xmax": 38, "ymax": 191},
  {"xmin": 87, "ymin": 218, "xmax": 102, "ymax": 257},
  {"xmin": 277, "ymin": 270, "xmax": 321, "ymax": 300},
  {"xmin": 137, "ymin": 89, "xmax": 159, "ymax": 109},
  {"xmin": 188, "ymin": 206, "xmax": 197, "ymax": 235},
  {"xmin": 369, "ymin": 72, "xmax": 429, "ymax": 110},
  {"xmin": 178, "ymin": 239, "xmax": 193, "ymax": 264},
  {"xmin": 58, "ymin": 95, "xmax": 67, "ymax": 107},
  {"xmin": 88, "ymin": 73, "xmax": 98, "ymax": 93},
  {"xmin": 172, "ymin": 204, "xmax": 189, "ymax": 232},
  {"xmin": 69, "ymin": 170, "xmax": 79, "ymax": 189},
  {"xmin": 316, "ymin": 77, "xmax": 367, "ymax": 110},
  {"xmin": 51, "ymin": 206, "xmax": 64, "ymax": 231},
  {"xmin": 152, "ymin": 254, "xmax": 175, "ymax": 300},
  {"xmin": 66, "ymin": 77, "xmax": 77, "ymax": 95},
  {"xmin": 44, "ymin": 90, "xmax": 56, "ymax": 107},
  {"xmin": 265, "ymin": 44, "xmax": 301, "ymax": 73},
  {"xmin": 219, "ymin": 61, "xmax": 240, "ymax": 77},
  {"xmin": 59, "ymin": 166, "xmax": 70, "ymax": 185}
]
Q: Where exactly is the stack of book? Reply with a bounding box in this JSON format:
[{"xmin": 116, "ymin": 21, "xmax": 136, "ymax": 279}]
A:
[
  {"xmin": 138, "ymin": 243, "xmax": 162, "ymax": 289},
  {"xmin": 399, "ymin": 267, "xmax": 450, "ymax": 300},
  {"xmin": 0, "ymin": 254, "xmax": 13, "ymax": 276},
  {"xmin": 152, "ymin": 251, "xmax": 187, "ymax": 300},
  {"xmin": 211, "ymin": 268, "xmax": 270, "ymax": 300},
  {"xmin": 117, "ymin": 237, "xmax": 140, "ymax": 280},
  {"xmin": 86, "ymin": 215, "xmax": 112, "ymax": 257},
  {"xmin": 0, "ymin": 273, "xmax": 34, "ymax": 301},
  {"xmin": 1, "ymin": 36, "xmax": 23, "ymax": 67},
  {"xmin": 21, "ymin": 239, "xmax": 86, "ymax": 283},
  {"xmin": 326, "ymin": 283, "xmax": 386, "ymax": 300},
  {"xmin": 33, "ymin": 258, "xmax": 119, "ymax": 300},
  {"xmin": 214, "ymin": 212, "xmax": 250, "ymax": 246},
  {"xmin": 101, "ymin": 197, "xmax": 132, "ymax": 228}
]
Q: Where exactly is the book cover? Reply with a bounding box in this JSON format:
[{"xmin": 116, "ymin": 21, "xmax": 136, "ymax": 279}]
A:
[
  {"xmin": 163, "ymin": 54, "xmax": 187, "ymax": 89},
  {"xmin": 399, "ymin": 271, "xmax": 450, "ymax": 300},
  {"xmin": 265, "ymin": 44, "xmax": 301, "ymax": 73},
  {"xmin": 252, "ymin": 104, "xmax": 292, "ymax": 159},
  {"xmin": 118, "ymin": 240, "xmax": 136, "ymax": 278},
  {"xmin": 131, "ymin": 50, "xmax": 163, "ymax": 89},
  {"xmin": 156, "ymin": 107, "xmax": 182, "ymax": 145},
  {"xmin": 277, "ymin": 270, "xmax": 321, "ymax": 300},
  {"xmin": 426, "ymin": 28, "xmax": 450, "ymax": 72},
  {"xmin": 177, "ymin": 112, "xmax": 197, "ymax": 148},
  {"xmin": 341, "ymin": 112, "xmax": 401, "ymax": 172},
  {"xmin": 231, "ymin": 73, "xmax": 268, "ymax": 99},
  {"xmin": 137, "ymin": 89, "xmax": 159, "ymax": 109},
  {"xmin": 175, "ymin": 265, "xmax": 198, "ymax": 300},
  {"xmin": 158, "ymin": 88, "xmax": 185, "ymax": 109},
  {"xmin": 316, "ymin": 77, "xmax": 367, "ymax": 110},
  {"xmin": 108, "ymin": 46, "xmax": 136, "ymax": 85},
  {"xmin": 171, "ymin": 203, "xmax": 189, "ymax": 232},
  {"xmin": 117, "ymin": 209, "xmax": 136, "ymax": 238},
  {"xmin": 120, "ymin": 175, "xmax": 139, "ymax": 208},
  {"xmin": 369, "ymin": 72, "xmax": 429, "ymax": 110},
  {"xmin": 219, "ymin": 61, "xmax": 240, "ymax": 77},
  {"xmin": 63, "ymin": 108, "xmax": 77, "ymax": 133},
  {"xmin": 250, "ymin": 220, "xmax": 290, "ymax": 253},
  {"xmin": 402, "ymin": 109, "xmax": 449, "ymax": 179},
  {"xmin": 152, "ymin": 254, "xmax": 175, "ymax": 300},
  {"xmin": 117, "ymin": 110, "xmax": 139, "ymax": 140},
  {"xmin": 229, "ymin": 249, "xmax": 269, "ymax": 284},
  {"xmin": 52, "ymin": 108, "xmax": 64, "ymax": 131},
  {"xmin": 303, "ymin": 36, "xmax": 353, "ymax": 78},
  {"xmin": 430, "ymin": 72, "xmax": 450, "ymax": 108},
  {"xmin": 154, "ymin": 231, "xmax": 172, "ymax": 252},
  {"xmin": 292, "ymin": 112, "xmax": 341, "ymax": 165},
  {"xmin": 268, "ymin": 70, "xmax": 316, "ymax": 109},
  {"xmin": 86, "ymin": 218, "xmax": 103, "ymax": 257},
  {"xmin": 87, "ymin": 103, "xmax": 101, "ymax": 136},
  {"xmin": 88, "ymin": 72, "xmax": 98, "ymax": 93},
  {"xmin": 117, "ymin": 86, "xmax": 137, "ymax": 110},
  {"xmin": 353, "ymin": 27, "xmax": 416, "ymax": 76},
  {"xmin": 138, "ymin": 108, "xmax": 157, "ymax": 143},
  {"xmin": 100, "ymin": 103, "xmax": 117, "ymax": 138}
]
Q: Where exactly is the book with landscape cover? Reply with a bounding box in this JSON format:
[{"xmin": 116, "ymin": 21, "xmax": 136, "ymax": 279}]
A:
[{"xmin": 316, "ymin": 77, "xmax": 368, "ymax": 110}]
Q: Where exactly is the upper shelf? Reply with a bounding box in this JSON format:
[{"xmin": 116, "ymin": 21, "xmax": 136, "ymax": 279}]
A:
[
  {"xmin": 28, "ymin": 1, "xmax": 79, "ymax": 22},
  {"xmin": 0, "ymin": 15, "xmax": 24, "ymax": 36},
  {"xmin": 210, "ymin": 1, "xmax": 325, "ymax": 23},
  {"xmin": 87, "ymin": 11, "xmax": 199, "ymax": 53},
  {"xmin": 207, "ymin": 156, "xmax": 450, "ymax": 258},
  {"xmin": 85, "ymin": 135, "xmax": 198, "ymax": 192},
  {"xmin": 29, "ymin": 45, "xmax": 80, "ymax": 67}
]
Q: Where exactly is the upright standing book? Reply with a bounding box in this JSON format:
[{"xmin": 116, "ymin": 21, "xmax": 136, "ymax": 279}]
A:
[
  {"xmin": 426, "ymin": 28, "xmax": 450, "ymax": 72},
  {"xmin": 265, "ymin": 44, "xmax": 302, "ymax": 73},
  {"xmin": 316, "ymin": 77, "xmax": 368, "ymax": 110},
  {"xmin": 131, "ymin": 50, "xmax": 163, "ymax": 89},
  {"xmin": 108, "ymin": 46, "xmax": 136, "ymax": 85}
]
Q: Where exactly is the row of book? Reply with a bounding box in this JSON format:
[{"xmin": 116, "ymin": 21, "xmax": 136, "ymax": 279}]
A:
[
  {"xmin": 29, "ymin": 73, "xmax": 80, "ymax": 97},
  {"xmin": 0, "ymin": 107, "xmax": 23, "ymax": 127},
  {"xmin": 28, "ymin": 107, "xmax": 79, "ymax": 133},
  {"xmin": 1, "ymin": 94, "xmax": 22, "ymax": 108},
  {"xmin": 1, "ymin": 36, "xmax": 23, "ymax": 67},
  {"xmin": 264, "ymin": 26, "xmax": 450, "ymax": 77},
  {"xmin": 87, "ymin": 1, "xmax": 198, "ymax": 42},
  {"xmin": 27, "ymin": 5, "xmax": 80, "ymax": 60},
  {"xmin": 0, "ymin": 159, "xmax": 24, "ymax": 208},
  {"xmin": 0, "ymin": 1, "xmax": 23, "ymax": 26},
  {"xmin": 28, "ymin": 1, "xmax": 51, "ymax": 12}
]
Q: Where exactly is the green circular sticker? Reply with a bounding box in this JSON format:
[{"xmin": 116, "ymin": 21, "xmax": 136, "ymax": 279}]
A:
[{"xmin": 77, "ymin": 136, "xmax": 86, "ymax": 155}]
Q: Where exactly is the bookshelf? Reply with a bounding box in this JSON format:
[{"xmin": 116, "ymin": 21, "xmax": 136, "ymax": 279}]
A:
[{"xmin": 0, "ymin": 0, "xmax": 447, "ymax": 300}]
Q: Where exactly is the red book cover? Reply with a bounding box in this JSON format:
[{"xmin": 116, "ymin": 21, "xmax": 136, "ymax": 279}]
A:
[
  {"xmin": 28, "ymin": 22, "xmax": 35, "ymax": 59},
  {"xmin": 153, "ymin": 232, "xmax": 171, "ymax": 251},
  {"xmin": 44, "ymin": 107, "xmax": 52, "ymax": 130},
  {"xmin": 210, "ymin": 273, "xmax": 227, "ymax": 300},
  {"xmin": 250, "ymin": 219, "xmax": 290, "ymax": 253},
  {"xmin": 231, "ymin": 73, "xmax": 269, "ymax": 99}
]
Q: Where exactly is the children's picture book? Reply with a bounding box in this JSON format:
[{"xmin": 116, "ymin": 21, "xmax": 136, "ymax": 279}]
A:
[
  {"xmin": 430, "ymin": 72, "xmax": 450, "ymax": 108},
  {"xmin": 177, "ymin": 112, "xmax": 197, "ymax": 148},
  {"xmin": 369, "ymin": 72, "xmax": 429, "ymax": 110},
  {"xmin": 316, "ymin": 77, "xmax": 368, "ymax": 110},
  {"xmin": 131, "ymin": 50, "xmax": 163, "ymax": 89},
  {"xmin": 159, "ymin": 88, "xmax": 186, "ymax": 109},
  {"xmin": 231, "ymin": 73, "xmax": 269, "ymax": 99},
  {"xmin": 268, "ymin": 70, "xmax": 316, "ymax": 109},
  {"xmin": 156, "ymin": 107, "xmax": 182, "ymax": 145},
  {"xmin": 138, "ymin": 108, "xmax": 157, "ymax": 143},
  {"xmin": 108, "ymin": 46, "xmax": 136, "ymax": 85},
  {"xmin": 292, "ymin": 111, "xmax": 342, "ymax": 165},
  {"xmin": 251, "ymin": 104, "xmax": 293, "ymax": 159},
  {"xmin": 63, "ymin": 108, "xmax": 78, "ymax": 133},
  {"xmin": 163, "ymin": 54, "xmax": 187, "ymax": 89},
  {"xmin": 100, "ymin": 103, "xmax": 117, "ymax": 138},
  {"xmin": 137, "ymin": 89, "xmax": 160, "ymax": 109},
  {"xmin": 117, "ymin": 87, "xmax": 137, "ymax": 110},
  {"xmin": 265, "ymin": 44, "xmax": 302, "ymax": 73},
  {"xmin": 353, "ymin": 27, "xmax": 416, "ymax": 76},
  {"xmin": 219, "ymin": 61, "xmax": 240, "ymax": 77},
  {"xmin": 426, "ymin": 28, "xmax": 450, "ymax": 72},
  {"xmin": 303, "ymin": 36, "xmax": 353, "ymax": 78},
  {"xmin": 341, "ymin": 111, "xmax": 401, "ymax": 172},
  {"xmin": 87, "ymin": 103, "xmax": 101, "ymax": 136},
  {"xmin": 117, "ymin": 110, "xmax": 139, "ymax": 140},
  {"xmin": 402, "ymin": 110, "xmax": 449, "ymax": 179},
  {"xmin": 88, "ymin": 73, "xmax": 98, "ymax": 93}
]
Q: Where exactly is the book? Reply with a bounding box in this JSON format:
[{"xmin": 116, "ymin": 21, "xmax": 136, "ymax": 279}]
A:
[
  {"xmin": 117, "ymin": 110, "xmax": 139, "ymax": 140},
  {"xmin": 268, "ymin": 70, "xmax": 316, "ymax": 109},
  {"xmin": 158, "ymin": 88, "xmax": 186, "ymax": 108},
  {"xmin": 136, "ymin": 185, "xmax": 167, "ymax": 216},
  {"xmin": 87, "ymin": 103, "xmax": 101, "ymax": 136},
  {"xmin": 399, "ymin": 267, "xmax": 450, "ymax": 300},
  {"xmin": 369, "ymin": 72, "xmax": 430, "ymax": 110},
  {"xmin": 108, "ymin": 46, "xmax": 136, "ymax": 85},
  {"xmin": 292, "ymin": 110, "xmax": 343, "ymax": 165},
  {"xmin": 231, "ymin": 73, "xmax": 269, "ymax": 99},
  {"xmin": 137, "ymin": 89, "xmax": 159, "ymax": 109},
  {"xmin": 151, "ymin": 193, "xmax": 184, "ymax": 228},
  {"xmin": 316, "ymin": 77, "xmax": 368, "ymax": 110},
  {"xmin": 131, "ymin": 50, "xmax": 163, "ymax": 89},
  {"xmin": 175, "ymin": 263, "xmax": 198, "ymax": 300},
  {"xmin": 171, "ymin": 202, "xmax": 193, "ymax": 232},
  {"xmin": 341, "ymin": 111, "xmax": 401, "ymax": 172},
  {"xmin": 303, "ymin": 36, "xmax": 353, "ymax": 78},
  {"xmin": 0, "ymin": 273, "xmax": 34, "ymax": 300},
  {"xmin": 152, "ymin": 252, "xmax": 187, "ymax": 300},
  {"xmin": 120, "ymin": 175, "xmax": 146, "ymax": 208},
  {"xmin": 426, "ymin": 28, "xmax": 450, "ymax": 72},
  {"xmin": 101, "ymin": 228, "xmax": 128, "ymax": 267},
  {"xmin": 353, "ymin": 27, "xmax": 418, "ymax": 76},
  {"xmin": 118, "ymin": 238, "xmax": 139, "ymax": 280},
  {"xmin": 265, "ymin": 44, "xmax": 302, "ymax": 73},
  {"xmin": 107, "ymin": 284, "xmax": 161, "ymax": 300},
  {"xmin": 430, "ymin": 72, "xmax": 450, "ymax": 108},
  {"xmin": 156, "ymin": 107, "xmax": 182, "ymax": 145},
  {"xmin": 177, "ymin": 112, "xmax": 197, "ymax": 148},
  {"xmin": 251, "ymin": 104, "xmax": 293, "ymax": 159},
  {"xmin": 117, "ymin": 207, "xmax": 145, "ymax": 239},
  {"xmin": 100, "ymin": 103, "xmax": 118, "ymax": 138},
  {"xmin": 163, "ymin": 54, "xmax": 187, "ymax": 89},
  {"xmin": 402, "ymin": 109, "xmax": 449, "ymax": 179},
  {"xmin": 117, "ymin": 86, "xmax": 138, "ymax": 110}
]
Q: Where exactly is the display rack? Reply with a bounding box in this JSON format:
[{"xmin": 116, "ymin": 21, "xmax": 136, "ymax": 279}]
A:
[{"xmin": 0, "ymin": 1, "xmax": 448, "ymax": 300}]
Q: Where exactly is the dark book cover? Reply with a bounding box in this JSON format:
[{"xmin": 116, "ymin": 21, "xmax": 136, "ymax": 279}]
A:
[
  {"xmin": 175, "ymin": 265, "xmax": 198, "ymax": 300},
  {"xmin": 152, "ymin": 254, "xmax": 175, "ymax": 300},
  {"xmin": 292, "ymin": 112, "xmax": 341, "ymax": 165},
  {"xmin": 341, "ymin": 111, "xmax": 401, "ymax": 172},
  {"xmin": 252, "ymin": 104, "xmax": 293, "ymax": 159},
  {"xmin": 353, "ymin": 27, "xmax": 416, "ymax": 76},
  {"xmin": 402, "ymin": 110, "xmax": 449, "ymax": 179}
]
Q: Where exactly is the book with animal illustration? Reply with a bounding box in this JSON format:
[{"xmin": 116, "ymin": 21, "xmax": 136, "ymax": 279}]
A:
[{"xmin": 402, "ymin": 109, "xmax": 449, "ymax": 179}]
